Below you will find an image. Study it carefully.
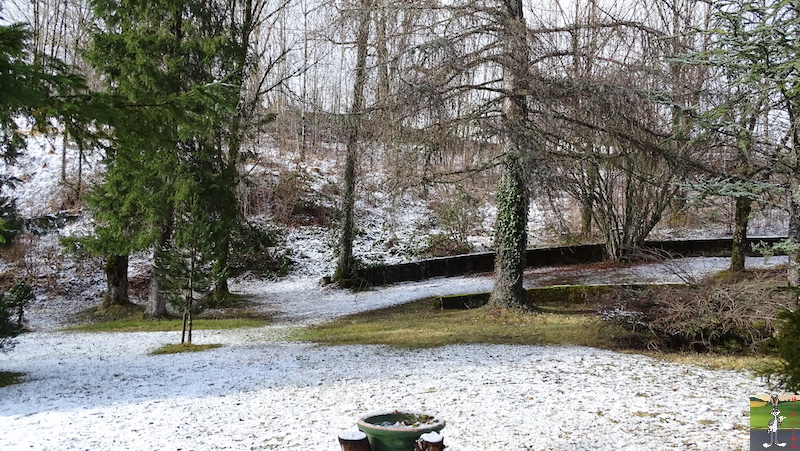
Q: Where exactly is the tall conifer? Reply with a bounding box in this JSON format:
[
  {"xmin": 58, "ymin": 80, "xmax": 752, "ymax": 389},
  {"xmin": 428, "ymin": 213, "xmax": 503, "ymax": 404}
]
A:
[{"xmin": 85, "ymin": 0, "xmax": 239, "ymax": 315}]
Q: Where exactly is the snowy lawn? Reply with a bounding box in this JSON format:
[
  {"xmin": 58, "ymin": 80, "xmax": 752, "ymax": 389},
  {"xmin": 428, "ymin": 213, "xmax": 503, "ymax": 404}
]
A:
[{"xmin": 0, "ymin": 259, "xmax": 780, "ymax": 450}]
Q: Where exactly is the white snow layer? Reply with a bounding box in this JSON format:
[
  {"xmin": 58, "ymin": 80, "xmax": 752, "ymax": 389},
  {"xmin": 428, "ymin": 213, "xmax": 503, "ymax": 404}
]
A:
[{"xmin": 0, "ymin": 263, "xmax": 775, "ymax": 451}]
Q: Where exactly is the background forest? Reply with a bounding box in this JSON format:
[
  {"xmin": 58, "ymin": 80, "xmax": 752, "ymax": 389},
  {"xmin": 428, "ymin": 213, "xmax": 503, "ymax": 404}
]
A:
[{"xmin": 1, "ymin": 0, "xmax": 799, "ymax": 377}]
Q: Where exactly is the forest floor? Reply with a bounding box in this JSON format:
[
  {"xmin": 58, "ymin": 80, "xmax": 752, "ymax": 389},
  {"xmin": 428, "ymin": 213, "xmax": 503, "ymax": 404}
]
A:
[{"xmin": 0, "ymin": 255, "xmax": 787, "ymax": 450}]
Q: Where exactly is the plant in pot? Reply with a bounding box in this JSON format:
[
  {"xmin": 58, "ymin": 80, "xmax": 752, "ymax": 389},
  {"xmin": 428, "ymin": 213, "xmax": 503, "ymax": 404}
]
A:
[{"xmin": 356, "ymin": 410, "xmax": 445, "ymax": 451}]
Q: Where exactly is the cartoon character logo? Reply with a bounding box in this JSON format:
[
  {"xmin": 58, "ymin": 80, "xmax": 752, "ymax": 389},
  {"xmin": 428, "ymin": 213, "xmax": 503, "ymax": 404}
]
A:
[{"xmin": 764, "ymin": 394, "xmax": 787, "ymax": 448}]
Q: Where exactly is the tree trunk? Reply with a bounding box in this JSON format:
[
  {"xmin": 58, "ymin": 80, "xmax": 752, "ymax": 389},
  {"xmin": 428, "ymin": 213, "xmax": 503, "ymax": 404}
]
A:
[
  {"xmin": 488, "ymin": 0, "xmax": 530, "ymax": 309},
  {"xmin": 147, "ymin": 226, "xmax": 171, "ymax": 318},
  {"xmin": 210, "ymin": 230, "xmax": 231, "ymax": 306},
  {"xmin": 103, "ymin": 254, "xmax": 129, "ymax": 307},
  {"xmin": 335, "ymin": 0, "xmax": 371, "ymax": 286},
  {"xmin": 730, "ymin": 195, "xmax": 752, "ymax": 272},
  {"xmin": 788, "ymin": 178, "xmax": 800, "ymax": 290},
  {"xmin": 147, "ymin": 263, "xmax": 167, "ymax": 318},
  {"xmin": 414, "ymin": 432, "xmax": 445, "ymax": 451},
  {"xmin": 182, "ymin": 249, "xmax": 196, "ymax": 345},
  {"xmin": 489, "ymin": 158, "xmax": 529, "ymax": 308},
  {"xmin": 338, "ymin": 431, "xmax": 371, "ymax": 451}
]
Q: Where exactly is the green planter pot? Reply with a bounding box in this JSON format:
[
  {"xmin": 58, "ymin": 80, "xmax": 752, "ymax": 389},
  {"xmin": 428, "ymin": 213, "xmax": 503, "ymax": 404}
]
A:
[{"xmin": 357, "ymin": 410, "xmax": 445, "ymax": 451}]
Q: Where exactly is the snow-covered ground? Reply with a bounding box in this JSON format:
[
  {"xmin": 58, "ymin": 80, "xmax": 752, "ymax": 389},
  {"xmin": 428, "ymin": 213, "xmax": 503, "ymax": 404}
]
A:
[
  {"xmin": 0, "ymin": 130, "xmax": 787, "ymax": 450},
  {"xmin": 0, "ymin": 256, "xmax": 785, "ymax": 451}
]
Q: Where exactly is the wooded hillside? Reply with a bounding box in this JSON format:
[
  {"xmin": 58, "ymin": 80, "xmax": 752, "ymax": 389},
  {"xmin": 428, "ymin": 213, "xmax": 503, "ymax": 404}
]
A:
[{"xmin": 0, "ymin": 0, "xmax": 797, "ymax": 311}]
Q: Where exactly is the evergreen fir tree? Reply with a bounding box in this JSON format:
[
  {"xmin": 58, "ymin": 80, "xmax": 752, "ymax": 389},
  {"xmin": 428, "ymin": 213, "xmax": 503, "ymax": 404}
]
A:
[
  {"xmin": 1, "ymin": 20, "xmax": 103, "ymax": 243},
  {"xmin": 84, "ymin": 0, "xmax": 240, "ymax": 315},
  {"xmin": 156, "ymin": 194, "xmax": 216, "ymax": 345},
  {"xmin": 0, "ymin": 282, "xmax": 34, "ymax": 352},
  {"xmin": 0, "ymin": 17, "xmax": 111, "ymax": 338}
]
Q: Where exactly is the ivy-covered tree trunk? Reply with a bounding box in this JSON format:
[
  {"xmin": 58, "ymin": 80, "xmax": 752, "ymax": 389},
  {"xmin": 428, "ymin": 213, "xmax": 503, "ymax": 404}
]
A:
[
  {"xmin": 334, "ymin": 0, "xmax": 371, "ymax": 286},
  {"xmin": 488, "ymin": 157, "xmax": 529, "ymax": 308},
  {"xmin": 487, "ymin": 0, "xmax": 530, "ymax": 309},
  {"xmin": 103, "ymin": 254, "xmax": 129, "ymax": 307}
]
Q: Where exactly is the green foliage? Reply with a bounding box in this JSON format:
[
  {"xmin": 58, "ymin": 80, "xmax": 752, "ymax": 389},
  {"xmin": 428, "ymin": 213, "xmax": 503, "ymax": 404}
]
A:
[
  {"xmin": 680, "ymin": 177, "xmax": 782, "ymax": 207},
  {"xmin": 0, "ymin": 371, "xmax": 24, "ymax": 387},
  {"xmin": 761, "ymin": 307, "xmax": 800, "ymax": 392},
  {"xmin": 0, "ymin": 281, "xmax": 34, "ymax": 351},
  {"xmin": 156, "ymin": 193, "xmax": 220, "ymax": 342},
  {"xmin": 0, "ymin": 22, "xmax": 96, "ymax": 161},
  {"xmin": 685, "ymin": 0, "xmax": 800, "ymax": 165},
  {"xmin": 82, "ymin": 0, "xmax": 245, "ymax": 309},
  {"xmin": 0, "ymin": 21, "xmax": 109, "ymax": 246},
  {"xmin": 705, "ymin": 0, "xmax": 800, "ymax": 99},
  {"xmin": 228, "ymin": 221, "xmax": 293, "ymax": 278},
  {"xmin": 672, "ymin": 1, "xmax": 800, "ymax": 240},
  {"xmin": 754, "ymin": 239, "xmax": 800, "ymax": 258}
]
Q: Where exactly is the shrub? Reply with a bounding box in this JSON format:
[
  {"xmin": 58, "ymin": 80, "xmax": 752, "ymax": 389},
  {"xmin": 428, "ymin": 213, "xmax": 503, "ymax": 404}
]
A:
[
  {"xmin": 760, "ymin": 306, "xmax": 800, "ymax": 391},
  {"xmin": 228, "ymin": 221, "xmax": 293, "ymax": 278},
  {"xmin": 602, "ymin": 274, "xmax": 792, "ymax": 353},
  {"xmin": 269, "ymin": 170, "xmax": 335, "ymax": 227},
  {"xmin": 428, "ymin": 186, "xmax": 480, "ymax": 256},
  {"xmin": 420, "ymin": 232, "xmax": 473, "ymax": 258}
]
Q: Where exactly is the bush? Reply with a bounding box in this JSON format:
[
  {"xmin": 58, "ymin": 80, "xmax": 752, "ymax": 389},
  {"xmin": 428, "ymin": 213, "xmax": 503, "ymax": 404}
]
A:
[
  {"xmin": 228, "ymin": 221, "xmax": 293, "ymax": 278},
  {"xmin": 269, "ymin": 170, "xmax": 335, "ymax": 227},
  {"xmin": 420, "ymin": 233, "xmax": 473, "ymax": 258},
  {"xmin": 760, "ymin": 307, "xmax": 800, "ymax": 392},
  {"xmin": 427, "ymin": 186, "xmax": 480, "ymax": 256},
  {"xmin": 602, "ymin": 274, "xmax": 792, "ymax": 353}
]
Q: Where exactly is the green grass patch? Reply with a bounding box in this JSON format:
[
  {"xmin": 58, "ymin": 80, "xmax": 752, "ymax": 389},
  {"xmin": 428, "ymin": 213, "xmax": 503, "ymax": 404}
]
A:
[
  {"xmin": 151, "ymin": 343, "xmax": 224, "ymax": 355},
  {"xmin": 0, "ymin": 371, "xmax": 24, "ymax": 387},
  {"xmin": 639, "ymin": 351, "xmax": 780, "ymax": 373},
  {"xmin": 66, "ymin": 300, "xmax": 272, "ymax": 333},
  {"xmin": 294, "ymin": 296, "xmax": 777, "ymax": 372},
  {"xmin": 294, "ymin": 298, "xmax": 621, "ymax": 349},
  {"xmin": 68, "ymin": 316, "xmax": 271, "ymax": 333}
]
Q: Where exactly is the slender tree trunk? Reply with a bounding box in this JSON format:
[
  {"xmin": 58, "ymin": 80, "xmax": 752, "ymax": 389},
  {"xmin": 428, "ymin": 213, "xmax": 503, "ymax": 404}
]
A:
[
  {"xmin": 786, "ymin": 102, "xmax": 800, "ymax": 294},
  {"xmin": 488, "ymin": 0, "xmax": 530, "ymax": 309},
  {"xmin": 730, "ymin": 195, "xmax": 752, "ymax": 272},
  {"xmin": 789, "ymin": 179, "xmax": 800, "ymax": 289},
  {"xmin": 211, "ymin": 250, "xmax": 230, "ymax": 305},
  {"xmin": 580, "ymin": 164, "xmax": 596, "ymax": 239},
  {"xmin": 335, "ymin": 0, "xmax": 371, "ymax": 286},
  {"xmin": 148, "ymin": 227, "xmax": 171, "ymax": 318},
  {"xmin": 182, "ymin": 247, "xmax": 196, "ymax": 345},
  {"xmin": 211, "ymin": 152, "xmax": 236, "ymax": 305},
  {"xmin": 148, "ymin": 262, "xmax": 167, "ymax": 318},
  {"xmin": 103, "ymin": 254, "xmax": 129, "ymax": 307}
]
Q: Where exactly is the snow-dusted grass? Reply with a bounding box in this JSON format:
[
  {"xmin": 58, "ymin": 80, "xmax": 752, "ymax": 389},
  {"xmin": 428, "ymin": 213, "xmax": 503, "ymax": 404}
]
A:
[
  {"xmin": 0, "ymin": 267, "xmax": 775, "ymax": 451},
  {"xmin": 0, "ymin": 131, "xmax": 783, "ymax": 450}
]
